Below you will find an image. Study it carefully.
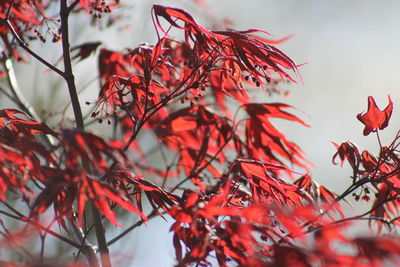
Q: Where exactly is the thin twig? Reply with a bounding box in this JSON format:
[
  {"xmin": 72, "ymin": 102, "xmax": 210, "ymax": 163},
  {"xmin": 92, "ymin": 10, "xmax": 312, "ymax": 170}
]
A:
[
  {"xmin": 0, "ymin": 1, "xmax": 64, "ymax": 77},
  {"xmin": 107, "ymin": 210, "xmax": 158, "ymax": 246},
  {"xmin": 68, "ymin": 0, "xmax": 81, "ymax": 13}
]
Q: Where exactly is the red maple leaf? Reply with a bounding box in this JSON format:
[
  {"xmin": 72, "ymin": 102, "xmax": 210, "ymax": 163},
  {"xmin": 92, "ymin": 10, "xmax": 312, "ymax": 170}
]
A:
[{"xmin": 357, "ymin": 96, "xmax": 393, "ymax": 136}]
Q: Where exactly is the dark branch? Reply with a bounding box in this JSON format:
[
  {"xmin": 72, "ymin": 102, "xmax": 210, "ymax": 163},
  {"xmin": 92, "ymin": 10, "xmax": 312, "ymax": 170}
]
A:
[
  {"xmin": 68, "ymin": 0, "xmax": 81, "ymax": 13},
  {"xmin": 60, "ymin": 0, "xmax": 85, "ymax": 130}
]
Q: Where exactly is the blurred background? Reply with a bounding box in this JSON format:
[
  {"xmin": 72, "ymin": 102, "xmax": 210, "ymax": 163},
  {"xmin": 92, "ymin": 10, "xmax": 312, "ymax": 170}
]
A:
[{"xmin": 4, "ymin": 0, "xmax": 400, "ymax": 266}]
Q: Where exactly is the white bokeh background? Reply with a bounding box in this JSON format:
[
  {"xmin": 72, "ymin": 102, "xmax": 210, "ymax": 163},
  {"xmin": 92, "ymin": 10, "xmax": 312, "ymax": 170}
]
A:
[{"xmin": 4, "ymin": 0, "xmax": 400, "ymax": 266}]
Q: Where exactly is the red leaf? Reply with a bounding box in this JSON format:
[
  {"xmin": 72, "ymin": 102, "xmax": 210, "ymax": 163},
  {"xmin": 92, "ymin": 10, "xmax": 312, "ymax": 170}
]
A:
[
  {"xmin": 273, "ymin": 245, "xmax": 311, "ymax": 267},
  {"xmin": 361, "ymin": 150, "xmax": 378, "ymax": 172},
  {"xmin": 239, "ymin": 159, "xmax": 288, "ymax": 180},
  {"xmin": 354, "ymin": 236, "xmax": 400, "ymax": 260},
  {"xmin": 332, "ymin": 141, "xmax": 361, "ymax": 170},
  {"xmin": 357, "ymin": 95, "xmax": 393, "ymax": 136},
  {"xmin": 79, "ymin": 0, "xmax": 90, "ymax": 12},
  {"xmin": 71, "ymin": 41, "xmax": 102, "ymax": 63},
  {"xmin": 243, "ymin": 103, "xmax": 312, "ymax": 172}
]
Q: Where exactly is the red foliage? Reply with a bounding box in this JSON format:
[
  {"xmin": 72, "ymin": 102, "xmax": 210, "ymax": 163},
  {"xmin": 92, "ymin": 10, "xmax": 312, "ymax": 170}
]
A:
[{"xmin": 0, "ymin": 1, "xmax": 400, "ymax": 267}]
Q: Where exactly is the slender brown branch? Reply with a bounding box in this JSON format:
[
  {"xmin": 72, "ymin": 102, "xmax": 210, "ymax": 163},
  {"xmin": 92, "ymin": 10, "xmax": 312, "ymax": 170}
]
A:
[
  {"xmin": 68, "ymin": 0, "xmax": 81, "ymax": 13},
  {"xmin": 91, "ymin": 203, "xmax": 112, "ymax": 267},
  {"xmin": 59, "ymin": 1, "xmax": 109, "ymax": 266},
  {"xmin": 107, "ymin": 211, "xmax": 158, "ymax": 246},
  {"xmin": 60, "ymin": 0, "xmax": 84, "ymax": 130},
  {"xmin": 0, "ymin": 1, "xmax": 64, "ymax": 77},
  {"xmin": 5, "ymin": 0, "xmax": 14, "ymax": 18}
]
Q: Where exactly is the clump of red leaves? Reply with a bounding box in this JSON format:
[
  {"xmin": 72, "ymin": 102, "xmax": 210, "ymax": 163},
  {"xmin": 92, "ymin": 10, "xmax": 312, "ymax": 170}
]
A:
[
  {"xmin": 1, "ymin": 2, "xmax": 400, "ymax": 267},
  {"xmin": 334, "ymin": 96, "xmax": 400, "ymax": 232}
]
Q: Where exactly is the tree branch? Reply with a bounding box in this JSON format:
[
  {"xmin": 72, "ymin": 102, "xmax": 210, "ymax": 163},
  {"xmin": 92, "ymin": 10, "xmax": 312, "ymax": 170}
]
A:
[
  {"xmin": 59, "ymin": 1, "xmax": 109, "ymax": 266},
  {"xmin": 2, "ymin": 58, "xmax": 41, "ymax": 120},
  {"xmin": 0, "ymin": 1, "xmax": 64, "ymax": 77},
  {"xmin": 91, "ymin": 203, "xmax": 112, "ymax": 267},
  {"xmin": 68, "ymin": 214, "xmax": 99, "ymax": 267},
  {"xmin": 60, "ymin": 0, "xmax": 84, "ymax": 130},
  {"xmin": 68, "ymin": 0, "xmax": 81, "ymax": 13},
  {"xmin": 107, "ymin": 211, "xmax": 158, "ymax": 247}
]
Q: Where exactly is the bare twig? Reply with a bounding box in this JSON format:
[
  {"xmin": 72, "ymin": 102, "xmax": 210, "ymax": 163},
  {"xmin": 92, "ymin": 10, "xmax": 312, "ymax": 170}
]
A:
[
  {"xmin": 107, "ymin": 211, "xmax": 158, "ymax": 247},
  {"xmin": 68, "ymin": 0, "xmax": 81, "ymax": 13}
]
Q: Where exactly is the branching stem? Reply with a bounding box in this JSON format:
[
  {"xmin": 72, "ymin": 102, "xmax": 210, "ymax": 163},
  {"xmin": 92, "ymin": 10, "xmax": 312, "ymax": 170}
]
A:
[
  {"xmin": 59, "ymin": 1, "xmax": 109, "ymax": 266},
  {"xmin": 60, "ymin": 0, "xmax": 84, "ymax": 130}
]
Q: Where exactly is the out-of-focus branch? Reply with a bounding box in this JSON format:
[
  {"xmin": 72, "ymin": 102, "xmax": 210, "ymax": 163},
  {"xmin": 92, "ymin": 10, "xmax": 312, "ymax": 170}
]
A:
[
  {"xmin": 2, "ymin": 58, "xmax": 56, "ymax": 146},
  {"xmin": 68, "ymin": 213, "xmax": 99, "ymax": 267},
  {"xmin": 3, "ymin": 59, "xmax": 41, "ymax": 120}
]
